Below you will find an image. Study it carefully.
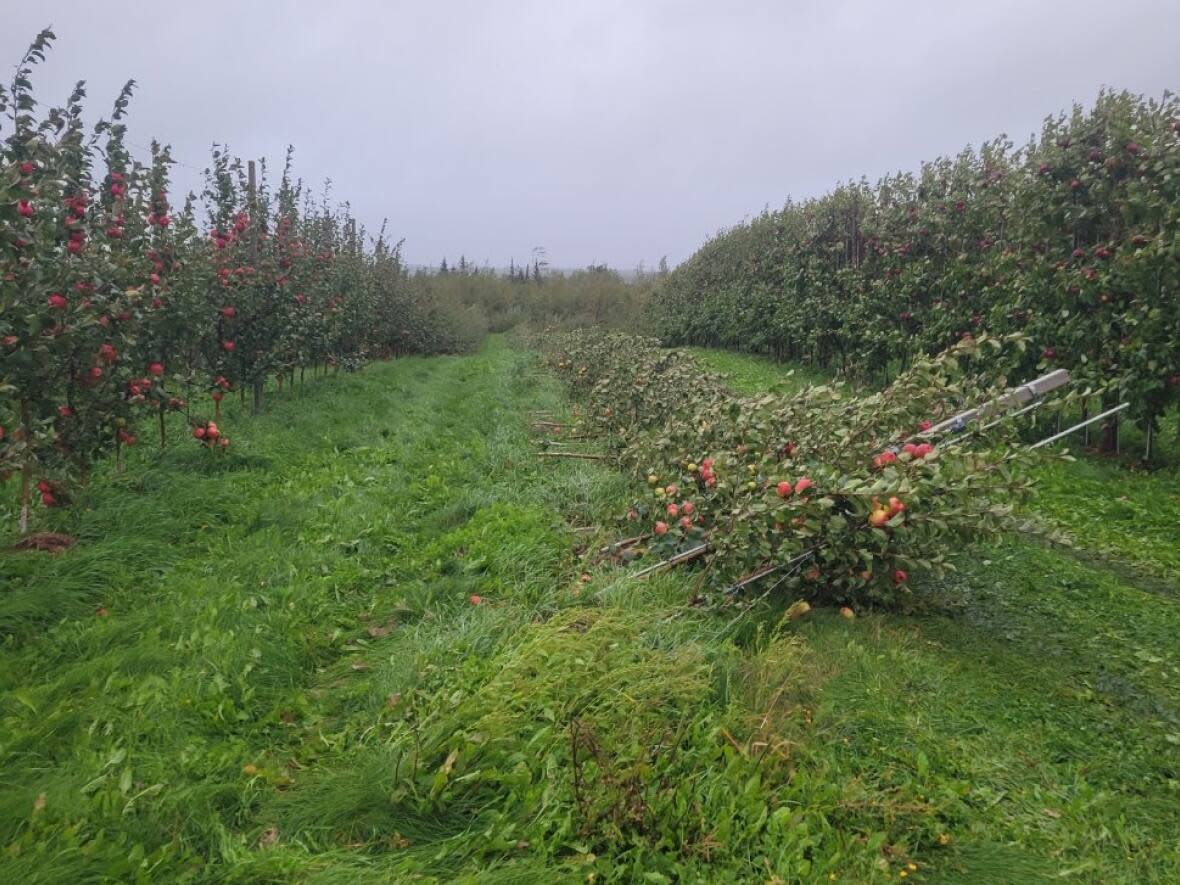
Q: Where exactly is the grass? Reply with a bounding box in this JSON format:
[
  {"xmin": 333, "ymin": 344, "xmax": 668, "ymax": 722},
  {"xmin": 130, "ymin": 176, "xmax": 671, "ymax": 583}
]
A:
[
  {"xmin": 1, "ymin": 339, "xmax": 1178, "ymax": 882},
  {"xmin": 687, "ymin": 347, "xmax": 837, "ymax": 396}
]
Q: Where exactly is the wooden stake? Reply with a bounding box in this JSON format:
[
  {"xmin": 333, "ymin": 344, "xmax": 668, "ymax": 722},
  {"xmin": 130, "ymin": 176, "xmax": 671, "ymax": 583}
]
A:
[{"xmin": 534, "ymin": 451, "xmax": 606, "ymax": 461}]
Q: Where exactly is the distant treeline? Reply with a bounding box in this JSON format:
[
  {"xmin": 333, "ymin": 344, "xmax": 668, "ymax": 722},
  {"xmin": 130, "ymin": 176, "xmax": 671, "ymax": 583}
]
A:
[{"xmin": 408, "ymin": 259, "xmax": 661, "ymax": 338}]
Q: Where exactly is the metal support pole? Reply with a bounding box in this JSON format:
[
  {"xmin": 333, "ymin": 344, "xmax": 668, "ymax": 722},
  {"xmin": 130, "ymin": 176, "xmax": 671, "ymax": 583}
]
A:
[{"xmin": 1029, "ymin": 402, "xmax": 1130, "ymax": 450}]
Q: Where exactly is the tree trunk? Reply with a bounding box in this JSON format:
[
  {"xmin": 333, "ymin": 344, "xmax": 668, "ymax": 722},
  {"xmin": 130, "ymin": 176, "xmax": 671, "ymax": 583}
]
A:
[
  {"xmin": 252, "ymin": 379, "xmax": 263, "ymax": 415},
  {"xmin": 18, "ymin": 399, "xmax": 32, "ymax": 535},
  {"xmin": 1100, "ymin": 393, "xmax": 1119, "ymax": 453}
]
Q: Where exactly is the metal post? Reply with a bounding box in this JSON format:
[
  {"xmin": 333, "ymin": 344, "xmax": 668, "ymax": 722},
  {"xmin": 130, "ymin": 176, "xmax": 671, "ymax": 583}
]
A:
[{"xmin": 1029, "ymin": 402, "xmax": 1130, "ymax": 450}]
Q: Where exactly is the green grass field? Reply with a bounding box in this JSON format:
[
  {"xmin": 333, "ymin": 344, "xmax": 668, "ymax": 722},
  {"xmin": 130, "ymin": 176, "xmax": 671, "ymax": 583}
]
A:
[{"xmin": 2, "ymin": 340, "xmax": 1178, "ymax": 882}]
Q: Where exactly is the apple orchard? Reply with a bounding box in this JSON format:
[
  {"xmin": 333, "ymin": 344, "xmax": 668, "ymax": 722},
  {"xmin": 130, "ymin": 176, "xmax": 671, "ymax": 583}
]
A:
[{"xmin": 1, "ymin": 31, "xmax": 465, "ymax": 532}]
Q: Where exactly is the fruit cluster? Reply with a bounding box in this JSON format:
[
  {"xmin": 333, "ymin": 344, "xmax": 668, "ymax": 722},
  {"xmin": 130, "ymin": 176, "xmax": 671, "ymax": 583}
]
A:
[{"xmin": 191, "ymin": 421, "xmax": 229, "ymax": 450}]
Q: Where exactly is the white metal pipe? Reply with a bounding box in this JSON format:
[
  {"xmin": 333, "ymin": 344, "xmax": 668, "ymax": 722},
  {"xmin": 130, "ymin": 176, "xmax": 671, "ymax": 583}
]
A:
[
  {"xmin": 927, "ymin": 368, "xmax": 1071, "ymax": 436},
  {"xmin": 1029, "ymin": 402, "xmax": 1129, "ymax": 450},
  {"xmin": 630, "ymin": 543, "xmax": 710, "ymax": 579}
]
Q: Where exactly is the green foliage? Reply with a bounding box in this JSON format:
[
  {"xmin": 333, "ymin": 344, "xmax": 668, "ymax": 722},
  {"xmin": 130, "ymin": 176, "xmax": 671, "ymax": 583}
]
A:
[
  {"xmin": 542, "ymin": 329, "xmax": 1048, "ymax": 606},
  {"xmin": 648, "ymin": 89, "xmax": 1180, "ymax": 442}
]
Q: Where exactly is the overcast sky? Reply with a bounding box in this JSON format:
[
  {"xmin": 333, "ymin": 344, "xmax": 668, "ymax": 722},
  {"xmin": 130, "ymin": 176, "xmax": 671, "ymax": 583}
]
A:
[{"xmin": 4, "ymin": 1, "xmax": 1178, "ymax": 270}]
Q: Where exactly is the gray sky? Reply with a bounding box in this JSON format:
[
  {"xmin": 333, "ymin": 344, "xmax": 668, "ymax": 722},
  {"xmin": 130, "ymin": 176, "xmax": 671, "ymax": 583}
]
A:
[{"xmin": 4, "ymin": 1, "xmax": 1178, "ymax": 271}]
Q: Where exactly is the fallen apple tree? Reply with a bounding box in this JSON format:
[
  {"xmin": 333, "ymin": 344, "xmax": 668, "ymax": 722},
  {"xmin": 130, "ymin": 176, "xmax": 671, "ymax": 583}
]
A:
[{"xmin": 540, "ymin": 329, "xmax": 1079, "ymax": 608}]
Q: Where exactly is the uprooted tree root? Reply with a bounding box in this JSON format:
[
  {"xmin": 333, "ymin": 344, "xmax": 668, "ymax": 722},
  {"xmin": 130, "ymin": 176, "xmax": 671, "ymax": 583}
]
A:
[{"xmin": 12, "ymin": 532, "xmax": 77, "ymax": 554}]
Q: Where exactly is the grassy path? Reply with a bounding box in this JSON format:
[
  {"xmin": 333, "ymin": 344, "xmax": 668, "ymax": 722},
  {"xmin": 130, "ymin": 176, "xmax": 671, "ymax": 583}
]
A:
[
  {"xmin": 1, "ymin": 340, "xmax": 620, "ymax": 881},
  {"xmin": 1, "ymin": 340, "xmax": 1178, "ymax": 882}
]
